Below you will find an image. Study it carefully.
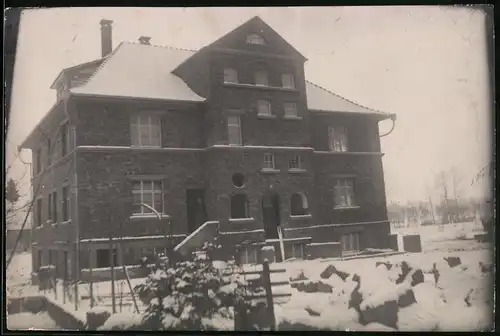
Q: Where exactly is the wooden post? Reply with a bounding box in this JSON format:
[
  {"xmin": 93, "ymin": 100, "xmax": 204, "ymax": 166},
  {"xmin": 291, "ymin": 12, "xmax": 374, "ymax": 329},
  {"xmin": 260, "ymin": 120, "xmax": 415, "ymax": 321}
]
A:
[
  {"xmin": 110, "ymin": 237, "xmax": 117, "ymax": 314},
  {"xmin": 262, "ymin": 260, "xmax": 276, "ymax": 331},
  {"xmin": 89, "ymin": 247, "xmax": 94, "ymax": 308}
]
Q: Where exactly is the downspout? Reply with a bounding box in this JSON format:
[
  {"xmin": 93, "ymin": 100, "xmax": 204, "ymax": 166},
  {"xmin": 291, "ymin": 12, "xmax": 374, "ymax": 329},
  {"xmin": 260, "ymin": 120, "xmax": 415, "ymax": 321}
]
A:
[{"xmin": 379, "ymin": 113, "xmax": 397, "ymax": 138}]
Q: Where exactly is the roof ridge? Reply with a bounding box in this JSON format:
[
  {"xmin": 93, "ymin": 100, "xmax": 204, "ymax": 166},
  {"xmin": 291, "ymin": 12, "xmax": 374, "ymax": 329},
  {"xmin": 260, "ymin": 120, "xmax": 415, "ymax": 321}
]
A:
[
  {"xmin": 76, "ymin": 42, "xmax": 126, "ymax": 89},
  {"xmin": 305, "ymin": 80, "xmax": 389, "ymax": 115},
  {"xmin": 122, "ymin": 41, "xmax": 198, "ymax": 53}
]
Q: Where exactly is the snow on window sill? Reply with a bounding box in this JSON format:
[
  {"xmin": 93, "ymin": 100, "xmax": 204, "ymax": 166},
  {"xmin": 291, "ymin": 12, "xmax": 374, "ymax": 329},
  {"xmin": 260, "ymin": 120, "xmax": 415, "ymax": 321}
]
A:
[
  {"xmin": 288, "ymin": 169, "xmax": 307, "ymax": 174},
  {"xmin": 130, "ymin": 145, "xmax": 162, "ymax": 149},
  {"xmin": 290, "ymin": 214, "xmax": 312, "ymax": 220},
  {"xmin": 129, "ymin": 214, "xmax": 171, "ymax": 220},
  {"xmin": 284, "ymin": 115, "xmax": 303, "ymax": 121},
  {"xmin": 334, "ymin": 205, "xmax": 360, "ymax": 210},
  {"xmin": 260, "ymin": 168, "xmax": 280, "ymax": 174},
  {"xmin": 229, "ymin": 217, "xmax": 255, "ymax": 223},
  {"xmin": 257, "ymin": 114, "xmax": 277, "ymax": 120},
  {"xmin": 222, "ymin": 82, "xmax": 298, "ymax": 92},
  {"xmin": 59, "ymin": 220, "xmax": 72, "ymax": 225}
]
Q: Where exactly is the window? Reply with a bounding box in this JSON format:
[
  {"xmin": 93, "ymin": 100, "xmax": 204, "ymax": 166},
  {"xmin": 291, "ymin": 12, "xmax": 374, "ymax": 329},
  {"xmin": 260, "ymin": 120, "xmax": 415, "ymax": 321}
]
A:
[
  {"xmin": 48, "ymin": 193, "xmax": 52, "ymax": 223},
  {"xmin": 48, "ymin": 191, "xmax": 58, "ymax": 223},
  {"xmin": 62, "ymin": 185, "xmax": 70, "ymax": 222},
  {"xmin": 341, "ymin": 232, "xmax": 360, "ymax": 252},
  {"xmin": 290, "ymin": 193, "xmax": 309, "ymax": 216},
  {"xmin": 231, "ymin": 194, "xmax": 249, "ymax": 219},
  {"xmin": 257, "ymin": 100, "xmax": 272, "ymax": 116},
  {"xmin": 282, "ymin": 73, "xmax": 295, "ymax": 89},
  {"xmin": 47, "ymin": 139, "xmax": 52, "ymax": 166},
  {"xmin": 130, "ymin": 114, "xmax": 162, "ymax": 147},
  {"xmin": 263, "ymin": 153, "xmax": 275, "ymax": 169},
  {"xmin": 35, "ymin": 198, "xmax": 43, "ymax": 227},
  {"xmin": 291, "ymin": 244, "xmax": 305, "ymax": 259},
  {"xmin": 254, "ymin": 71, "xmax": 268, "ymax": 86},
  {"xmin": 132, "ymin": 180, "xmax": 164, "ymax": 215},
  {"xmin": 246, "ymin": 34, "xmax": 265, "ymax": 45},
  {"xmin": 284, "ymin": 103, "xmax": 298, "ymax": 117},
  {"xmin": 289, "ymin": 155, "xmax": 302, "ymax": 170},
  {"xmin": 223, "ymin": 68, "xmax": 238, "ymax": 84},
  {"xmin": 96, "ymin": 249, "xmax": 118, "ymax": 268},
  {"xmin": 48, "ymin": 250, "xmax": 54, "ymax": 266},
  {"xmin": 328, "ymin": 126, "xmax": 348, "ymax": 152},
  {"xmin": 61, "ymin": 122, "xmax": 69, "ymax": 157},
  {"xmin": 232, "ymin": 173, "xmax": 245, "ymax": 188},
  {"xmin": 239, "ymin": 247, "xmax": 258, "ymax": 265},
  {"xmin": 334, "ymin": 179, "xmax": 356, "ymax": 208},
  {"xmin": 227, "ymin": 116, "xmax": 242, "ymax": 146},
  {"xmin": 35, "ymin": 148, "xmax": 42, "ymax": 174}
]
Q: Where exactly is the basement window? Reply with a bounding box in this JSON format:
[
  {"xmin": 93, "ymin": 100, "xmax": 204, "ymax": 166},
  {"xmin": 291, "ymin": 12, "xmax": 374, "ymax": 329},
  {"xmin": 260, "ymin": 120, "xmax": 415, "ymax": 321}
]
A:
[
  {"xmin": 96, "ymin": 249, "xmax": 118, "ymax": 268},
  {"xmin": 231, "ymin": 194, "xmax": 249, "ymax": 219}
]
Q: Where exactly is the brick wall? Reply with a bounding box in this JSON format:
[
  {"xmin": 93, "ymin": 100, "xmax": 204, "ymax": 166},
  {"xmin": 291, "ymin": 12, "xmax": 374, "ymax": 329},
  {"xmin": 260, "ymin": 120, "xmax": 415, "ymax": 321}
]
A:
[{"xmin": 76, "ymin": 149, "xmax": 204, "ymax": 240}]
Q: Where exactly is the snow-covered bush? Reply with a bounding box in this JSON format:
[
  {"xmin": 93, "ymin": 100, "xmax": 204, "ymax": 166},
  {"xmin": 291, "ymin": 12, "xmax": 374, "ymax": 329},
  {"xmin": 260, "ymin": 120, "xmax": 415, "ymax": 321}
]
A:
[{"xmin": 134, "ymin": 237, "xmax": 258, "ymax": 330}]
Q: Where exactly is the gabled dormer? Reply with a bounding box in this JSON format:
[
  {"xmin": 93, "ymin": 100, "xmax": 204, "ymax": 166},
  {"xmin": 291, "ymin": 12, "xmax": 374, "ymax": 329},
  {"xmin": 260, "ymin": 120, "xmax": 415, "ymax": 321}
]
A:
[{"xmin": 206, "ymin": 16, "xmax": 307, "ymax": 62}]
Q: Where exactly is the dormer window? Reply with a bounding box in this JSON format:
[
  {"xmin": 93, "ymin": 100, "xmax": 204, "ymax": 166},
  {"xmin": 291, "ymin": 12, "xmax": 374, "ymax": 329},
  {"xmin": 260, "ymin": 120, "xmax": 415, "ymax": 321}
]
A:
[
  {"xmin": 246, "ymin": 34, "xmax": 265, "ymax": 45},
  {"xmin": 224, "ymin": 68, "xmax": 238, "ymax": 84}
]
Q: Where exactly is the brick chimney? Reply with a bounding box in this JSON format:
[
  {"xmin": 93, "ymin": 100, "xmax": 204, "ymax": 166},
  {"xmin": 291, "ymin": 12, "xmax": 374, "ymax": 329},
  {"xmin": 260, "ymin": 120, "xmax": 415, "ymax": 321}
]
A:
[
  {"xmin": 100, "ymin": 19, "xmax": 113, "ymax": 58},
  {"xmin": 138, "ymin": 36, "xmax": 151, "ymax": 45}
]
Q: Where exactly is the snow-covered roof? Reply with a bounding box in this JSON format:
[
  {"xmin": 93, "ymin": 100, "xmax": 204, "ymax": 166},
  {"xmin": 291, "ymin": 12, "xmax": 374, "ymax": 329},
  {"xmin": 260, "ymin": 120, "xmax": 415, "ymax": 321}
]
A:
[
  {"xmin": 70, "ymin": 43, "xmax": 205, "ymax": 102},
  {"xmin": 71, "ymin": 42, "xmax": 388, "ymax": 116}
]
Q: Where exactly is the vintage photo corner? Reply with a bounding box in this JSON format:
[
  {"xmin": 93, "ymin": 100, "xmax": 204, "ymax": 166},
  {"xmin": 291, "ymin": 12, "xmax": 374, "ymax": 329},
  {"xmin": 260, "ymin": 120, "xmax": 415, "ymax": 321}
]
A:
[{"xmin": 4, "ymin": 6, "xmax": 495, "ymax": 332}]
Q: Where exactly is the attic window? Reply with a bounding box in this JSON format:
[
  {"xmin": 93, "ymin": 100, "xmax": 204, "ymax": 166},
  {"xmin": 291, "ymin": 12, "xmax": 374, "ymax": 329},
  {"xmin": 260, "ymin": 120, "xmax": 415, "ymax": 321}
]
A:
[{"xmin": 246, "ymin": 34, "xmax": 265, "ymax": 45}]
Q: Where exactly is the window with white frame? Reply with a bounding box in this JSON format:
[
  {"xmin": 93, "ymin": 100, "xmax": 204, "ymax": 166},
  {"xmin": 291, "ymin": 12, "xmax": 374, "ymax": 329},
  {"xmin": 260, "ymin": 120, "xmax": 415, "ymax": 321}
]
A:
[
  {"xmin": 62, "ymin": 184, "xmax": 70, "ymax": 222},
  {"xmin": 254, "ymin": 71, "xmax": 268, "ymax": 86},
  {"xmin": 223, "ymin": 68, "xmax": 238, "ymax": 84},
  {"xmin": 48, "ymin": 191, "xmax": 58, "ymax": 223},
  {"xmin": 130, "ymin": 114, "xmax": 162, "ymax": 147},
  {"xmin": 334, "ymin": 179, "xmax": 356, "ymax": 208},
  {"xmin": 246, "ymin": 34, "xmax": 265, "ymax": 45},
  {"xmin": 132, "ymin": 180, "xmax": 164, "ymax": 215},
  {"xmin": 341, "ymin": 232, "xmax": 360, "ymax": 252},
  {"xmin": 328, "ymin": 126, "xmax": 348, "ymax": 152},
  {"xmin": 281, "ymin": 73, "xmax": 295, "ymax": 89},
  {"xmin": 289, "ymin": 155, "xmax": 302, "ymax": 170},
  {"xmin": 284, "ymin": 102, "xmax": 298, "ymax": 117},
  {"xmin": 263, "ymin": 153, "xmax": 275, "ymax": 169},
  {"xmin": 257, "ymin": 100, "xmax": 272, "ymax": 116},
  {"xmin": 290, "ymin": 193, "xmax": 308, "ymax": 216},
  {"xmin": 227, "ymin": 115, "xmax": 242, "ymax": 146}
]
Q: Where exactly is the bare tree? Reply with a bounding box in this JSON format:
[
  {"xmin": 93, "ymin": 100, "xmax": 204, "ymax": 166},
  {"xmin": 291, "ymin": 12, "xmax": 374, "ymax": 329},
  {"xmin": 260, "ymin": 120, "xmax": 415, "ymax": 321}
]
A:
[
  {"xmin": 450, "ymin": 167, "xmax": 463, "ymax": 222},
  {"xmin": 435, "ymin": 171, "xmax": 451, "ymax": 224}
]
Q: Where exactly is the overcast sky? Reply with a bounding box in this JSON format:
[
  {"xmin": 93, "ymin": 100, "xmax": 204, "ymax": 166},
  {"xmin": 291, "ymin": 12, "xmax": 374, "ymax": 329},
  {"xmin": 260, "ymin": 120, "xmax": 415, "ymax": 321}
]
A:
[{"xmin": 7, "ymin": 6, "xmax": 492, "ymax": 210}]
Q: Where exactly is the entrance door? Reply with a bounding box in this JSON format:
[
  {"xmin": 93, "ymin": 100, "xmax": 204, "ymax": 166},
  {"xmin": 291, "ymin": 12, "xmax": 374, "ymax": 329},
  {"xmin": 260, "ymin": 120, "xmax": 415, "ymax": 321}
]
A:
[
  {"xmin": 262, "ymin": 193, "xmax": 280, "ymax": 239},
  {"xmin": 186, "ymin": 189, "xmax": 208, "ymax": 233}
]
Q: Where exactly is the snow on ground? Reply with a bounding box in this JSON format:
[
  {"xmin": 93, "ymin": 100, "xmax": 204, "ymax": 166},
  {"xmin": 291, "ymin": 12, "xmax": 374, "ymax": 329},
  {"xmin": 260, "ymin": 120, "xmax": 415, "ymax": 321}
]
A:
[
  {"xmin": 7, "ymin": 312, "xmax": 60, "ymax": 330},
  {"xmin": 6, "ymin": 221, "xmax": 493, "ymax": 331}
]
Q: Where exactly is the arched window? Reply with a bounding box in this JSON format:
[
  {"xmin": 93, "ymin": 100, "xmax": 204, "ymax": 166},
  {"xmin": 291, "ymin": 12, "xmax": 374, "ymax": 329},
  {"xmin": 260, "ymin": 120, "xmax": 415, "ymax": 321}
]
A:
[
  {"xmin": 290, "ymin": 193, "xmax": 308, "ymax": 216},
  {"xmin": 231, "ymin": 194, "xmax": 249, "ymax": 219},
  {"xmin": 246, "ymin": 34, "xmax": 265, "ymax": 45}
]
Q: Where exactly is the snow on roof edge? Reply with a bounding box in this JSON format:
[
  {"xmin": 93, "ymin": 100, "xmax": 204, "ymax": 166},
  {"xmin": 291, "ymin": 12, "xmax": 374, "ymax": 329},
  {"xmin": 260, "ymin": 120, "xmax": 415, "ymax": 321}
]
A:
[{"xmin": 305, "ymin": 80, "xmax": 392, "ymax": 117}]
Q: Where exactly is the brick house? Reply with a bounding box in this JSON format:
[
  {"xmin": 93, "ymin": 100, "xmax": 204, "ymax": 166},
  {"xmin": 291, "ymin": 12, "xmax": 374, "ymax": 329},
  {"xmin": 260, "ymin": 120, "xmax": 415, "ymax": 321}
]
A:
[{"xmin": 21, "ymin": 16, "xmax": 395, "ymax": 277}]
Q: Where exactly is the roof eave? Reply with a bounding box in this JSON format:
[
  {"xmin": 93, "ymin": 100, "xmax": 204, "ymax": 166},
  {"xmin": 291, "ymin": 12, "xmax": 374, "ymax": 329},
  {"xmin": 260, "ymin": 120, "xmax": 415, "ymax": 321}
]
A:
[
  {"xmin": 69, "ymin": 91, "xmax": 206, "ymax": 104},
  {"xmin": 309, "ymin": 108, "xmax": 393, "ymax": 120},
  {"xmin": 20, "ymin": 100, "xmax": 64, "ymax": 149}
]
